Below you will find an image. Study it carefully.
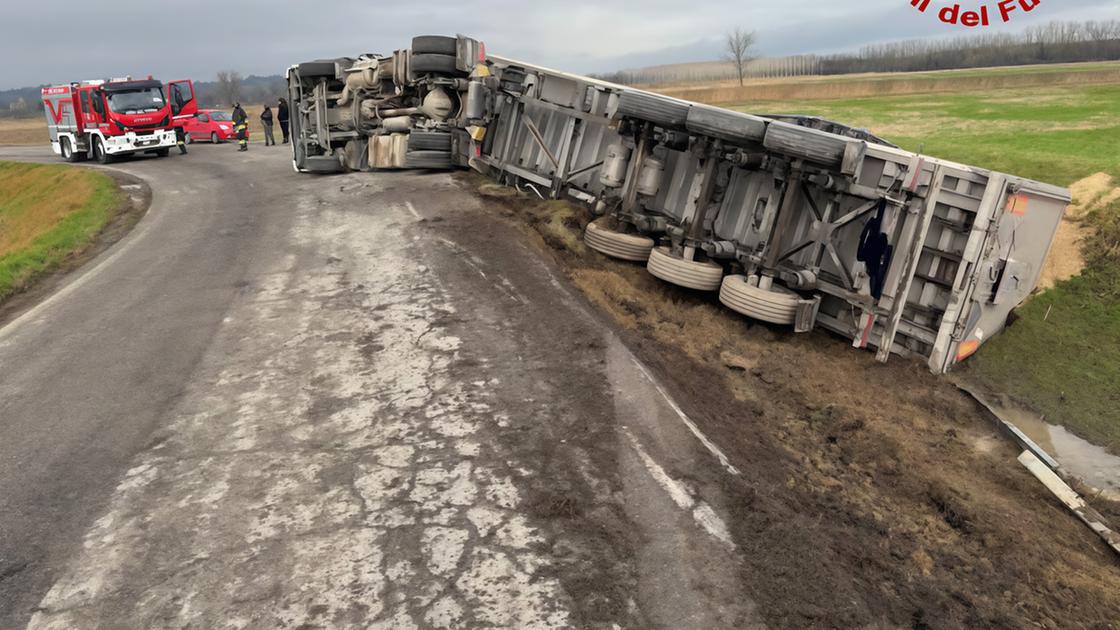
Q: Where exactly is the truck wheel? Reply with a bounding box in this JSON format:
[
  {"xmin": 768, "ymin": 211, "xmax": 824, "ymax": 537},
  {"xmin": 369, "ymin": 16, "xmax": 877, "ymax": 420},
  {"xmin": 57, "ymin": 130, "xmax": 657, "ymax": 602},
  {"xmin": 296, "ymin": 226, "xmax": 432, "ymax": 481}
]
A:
[
  {"xmin": 719, "ymin": 275, "xmax": 799, "ymax": 324},
  {"xmin": 93, "ymin": 137, "xmax": 112, "ymax": 164},
  {"xmin": 410, "ymin": 53, "xmax": 460, "ymax": 75},
  {"xmin": 405, "ymin": 149, "xmax": 454, "ymax": 169},
  {"xmin": 646, "ymin": 246, "xmax": 724, "ymax": 291},
  {"xmin": 60, "ymin": 137, "xmax": 79, "ymax": 163},
  {"xmin": 411, "ymin": 35, "xmax": 457, "ymax": 55},
  {"xmin": 407, "ymin": 130, "xmax": 453, "ymax": 152},
  {"xmin": 211, "ymin": 132, "xmax": 220, "ymax": 144},
  {"xmin": 304, "ymin": 155, "xmax": 344, "ymax": 174},
  {"xmin": 155, "ymin": 148, "xmax": 170, "ymax": 157},
  {"xmin": 584, "ymin": 218, "xmax": 655, "ymax": 261}
]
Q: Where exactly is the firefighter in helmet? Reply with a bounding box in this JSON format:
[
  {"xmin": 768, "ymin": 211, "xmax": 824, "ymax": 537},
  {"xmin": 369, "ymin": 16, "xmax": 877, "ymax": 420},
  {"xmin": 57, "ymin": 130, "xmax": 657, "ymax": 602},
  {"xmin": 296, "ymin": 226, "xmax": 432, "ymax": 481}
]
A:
[
  {"xmin": 232, "ymin": 102, "xmax": 248, "ymax": 152},
  {"xmin": 174, "ymin": 125, "xmax": 188, "ymax": 155}
]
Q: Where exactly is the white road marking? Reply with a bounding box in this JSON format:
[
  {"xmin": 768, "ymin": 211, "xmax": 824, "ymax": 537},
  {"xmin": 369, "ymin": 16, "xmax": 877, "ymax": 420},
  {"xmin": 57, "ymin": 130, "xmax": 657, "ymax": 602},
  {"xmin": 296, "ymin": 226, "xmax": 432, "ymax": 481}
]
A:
[
  {"xmin": 624, "ymin": 428, "xmax": 734, "ymax": 547},
  {"xmin": 405, "ymin": 200, "xmax": 423, "ymax": 221},
  {"xmin": 434, "ymin": 237, "xmax": 526, "ymax": 304},
  {"xmin": 628, "ymin": 357, "xmax": 742, "ymax": 476}
]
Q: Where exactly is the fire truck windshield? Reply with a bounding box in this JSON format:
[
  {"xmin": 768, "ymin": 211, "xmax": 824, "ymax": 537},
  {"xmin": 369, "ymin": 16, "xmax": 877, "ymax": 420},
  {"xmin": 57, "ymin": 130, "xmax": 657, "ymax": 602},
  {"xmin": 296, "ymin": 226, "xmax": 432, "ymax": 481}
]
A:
[{"xmin": 106, "ymin": 88, "xmax": 166, "ymax": 114}]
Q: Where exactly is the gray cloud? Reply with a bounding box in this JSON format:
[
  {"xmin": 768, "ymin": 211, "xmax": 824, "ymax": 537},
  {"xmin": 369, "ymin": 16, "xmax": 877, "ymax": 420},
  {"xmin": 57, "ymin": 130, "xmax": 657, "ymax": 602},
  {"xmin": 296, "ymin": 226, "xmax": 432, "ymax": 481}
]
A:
[{"xmin": 1, "ymin": 0, "xmax": 1117, "ymax": 88}]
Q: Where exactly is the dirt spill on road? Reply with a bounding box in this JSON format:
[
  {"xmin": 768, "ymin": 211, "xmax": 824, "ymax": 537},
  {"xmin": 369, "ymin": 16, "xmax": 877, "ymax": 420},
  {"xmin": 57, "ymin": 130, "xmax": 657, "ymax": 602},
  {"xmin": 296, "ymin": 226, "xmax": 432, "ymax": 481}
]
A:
[{"xmin": 458, "ymin": 172, "xmax": 1120, "ymax": 628}]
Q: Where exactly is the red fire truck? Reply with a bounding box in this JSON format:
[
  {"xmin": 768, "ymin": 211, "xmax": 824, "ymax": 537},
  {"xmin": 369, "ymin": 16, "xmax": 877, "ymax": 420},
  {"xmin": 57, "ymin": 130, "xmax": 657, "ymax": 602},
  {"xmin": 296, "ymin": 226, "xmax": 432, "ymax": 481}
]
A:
[{"xmin": 41, "ymin": 77, "xmax": 196, "ymax": 163}]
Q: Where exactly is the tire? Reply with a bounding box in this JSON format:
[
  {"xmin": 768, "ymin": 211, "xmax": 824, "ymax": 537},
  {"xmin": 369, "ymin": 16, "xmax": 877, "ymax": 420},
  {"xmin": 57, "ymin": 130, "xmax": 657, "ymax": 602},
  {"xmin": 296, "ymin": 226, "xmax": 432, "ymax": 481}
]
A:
[
  {"xmin": 60, "ymin": 137, "xmax": 78, "ymax": 163},
  {"xmin": 646, "ymin": 246, "xmax": 723, "ymax": 291},
  {"xmin": 211, "ymin": 132, "xmax": 220, "ymax": 144},
  {"xmin": 616, "ymin": 91, "xmax": 691, "ymax": 129},
  {"xmin": 407, "ymin": 130, "xmax": 453, "ymax": 152},
  {"xmin": 155, "ymin": 148, "xmax": 170, "ymax": 157},
  {"xmin": 304, "ymin": 155, "xmax": 344, "ymax": 174},
  {"xmin": 411, "ymin": 35, "xmax": 457, "ymax": 56},
  {"xmin": 410, "ymin": 53, "xmax": 459, "ymax": 75},
  {"xmin": 719, "ymin": 275, "xmax": 799, "ymax": 325},
  {"xmin": 584, "ymin": 218, "xmax": 655, "ymax": 262},
  {"xmin": 297, "ymin": 60, "xmax": 341, "ymax": 79},
  {"xmin": 405, "ymin": 150, "xmax": 454, "ymax": 169},
  {"xmin": 93, "ymin": 137, "xmax": 111, "ymax": 164},
  {"xmin": 763, "ymin": 121, "xmax": 850, "ymax": 168}
]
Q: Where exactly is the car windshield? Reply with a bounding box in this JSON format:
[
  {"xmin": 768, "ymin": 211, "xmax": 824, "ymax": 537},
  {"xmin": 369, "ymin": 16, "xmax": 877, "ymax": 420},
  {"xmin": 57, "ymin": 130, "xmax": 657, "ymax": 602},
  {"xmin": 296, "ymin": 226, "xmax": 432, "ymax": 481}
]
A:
[
  {"xmin": 106, "ymin": 88, "xmax": 165, "ymax": 114},
  {"xmin": 210, "ymin": 112, "xmax": 233, "ymax": 121}
]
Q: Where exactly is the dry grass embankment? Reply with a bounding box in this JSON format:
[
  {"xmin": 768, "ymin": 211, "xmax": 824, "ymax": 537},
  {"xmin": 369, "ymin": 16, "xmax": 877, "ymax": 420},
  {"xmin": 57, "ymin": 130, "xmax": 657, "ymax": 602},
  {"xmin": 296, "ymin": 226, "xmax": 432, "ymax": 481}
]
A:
[
  {"xmin": 0, "ymin": 161, "xmax": 120, "ymax": 300},
  {"xmin": 647, "ymin": 61, "xmax": 1120, "ymax": 106}
]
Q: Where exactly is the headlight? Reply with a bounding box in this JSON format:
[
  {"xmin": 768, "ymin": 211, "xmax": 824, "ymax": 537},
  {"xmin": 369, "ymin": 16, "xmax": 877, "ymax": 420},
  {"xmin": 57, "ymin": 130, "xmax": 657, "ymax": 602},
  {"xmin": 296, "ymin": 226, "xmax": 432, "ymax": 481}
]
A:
[{"xmin": 220, "ymin": 125, "xmax": 230, "ymax": 130}]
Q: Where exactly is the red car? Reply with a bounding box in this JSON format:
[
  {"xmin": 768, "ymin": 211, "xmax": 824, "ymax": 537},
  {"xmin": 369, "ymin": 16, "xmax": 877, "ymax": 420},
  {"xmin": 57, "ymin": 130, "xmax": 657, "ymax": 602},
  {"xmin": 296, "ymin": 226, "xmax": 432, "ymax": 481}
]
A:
[{"xmin": 182, "ymin": 109, "xmax": 245, "ymax": 143}]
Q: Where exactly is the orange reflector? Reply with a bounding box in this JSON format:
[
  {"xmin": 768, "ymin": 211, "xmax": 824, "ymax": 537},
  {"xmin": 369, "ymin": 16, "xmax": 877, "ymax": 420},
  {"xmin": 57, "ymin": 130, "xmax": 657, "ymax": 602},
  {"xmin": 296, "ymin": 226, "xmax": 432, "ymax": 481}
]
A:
[
  {"xmin": 956, "ymin": 339, "xmax": 981, "ymax": 362},
  {"xmin": 1007, "ymin": 193, "xmax": 1030, "ymax": 216}
]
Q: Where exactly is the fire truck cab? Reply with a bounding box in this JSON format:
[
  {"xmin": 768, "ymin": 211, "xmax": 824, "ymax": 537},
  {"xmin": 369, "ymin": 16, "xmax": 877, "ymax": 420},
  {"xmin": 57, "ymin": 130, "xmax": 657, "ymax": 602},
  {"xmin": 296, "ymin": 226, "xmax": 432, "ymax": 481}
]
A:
[{"xmin": 41, "ymin": 78, "xmax": 196, "ymax": 163}]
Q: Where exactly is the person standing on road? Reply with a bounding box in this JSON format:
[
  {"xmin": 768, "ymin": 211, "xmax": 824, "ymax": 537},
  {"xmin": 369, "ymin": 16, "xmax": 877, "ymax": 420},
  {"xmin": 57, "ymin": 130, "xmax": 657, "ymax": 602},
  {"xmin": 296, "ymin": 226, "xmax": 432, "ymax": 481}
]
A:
[
  {"xmin": 232, "ymin": 102, "xmax": 248, "ymax": 152},
  {"xmin": 174, "ymin": 125, "xmax": 188, "ymax": 155},
  {"xmin": 277, "ymin": 98, "xmax": 290, "ymax": 144},
  {"xmin": 260, "ymin": 106, "xmax": 275, "ymax": 146}
]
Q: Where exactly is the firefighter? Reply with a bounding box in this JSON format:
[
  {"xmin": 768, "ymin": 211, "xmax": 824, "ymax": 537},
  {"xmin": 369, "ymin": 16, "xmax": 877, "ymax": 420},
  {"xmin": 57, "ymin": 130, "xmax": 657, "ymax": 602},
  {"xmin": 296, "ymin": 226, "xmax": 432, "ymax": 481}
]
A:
[
  {"xmin": 232, "ymin": 102, "xmax": 248, "ymax": 152},
  {"xmin": 174, "ymin": 125, "xmax": 188, "ymax": 155}
]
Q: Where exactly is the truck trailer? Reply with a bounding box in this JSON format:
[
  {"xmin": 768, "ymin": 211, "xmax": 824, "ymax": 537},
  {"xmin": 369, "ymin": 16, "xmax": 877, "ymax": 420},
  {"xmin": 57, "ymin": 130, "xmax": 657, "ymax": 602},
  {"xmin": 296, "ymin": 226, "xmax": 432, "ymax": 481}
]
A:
[
  {"xmin": 42, "ymin": 77, "xmax": 196, "ymax": 163},
  {"xmin": 285, "ymin": 35, "xmax": 1068, "ymax": 374}
]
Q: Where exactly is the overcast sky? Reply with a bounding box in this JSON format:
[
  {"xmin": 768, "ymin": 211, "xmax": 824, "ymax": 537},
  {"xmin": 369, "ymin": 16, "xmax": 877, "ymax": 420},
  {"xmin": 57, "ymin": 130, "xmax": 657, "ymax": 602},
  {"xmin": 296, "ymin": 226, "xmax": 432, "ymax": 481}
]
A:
[{"xmin": 1, "ymin": 0, "xmax": 1117, "ymax": 89}]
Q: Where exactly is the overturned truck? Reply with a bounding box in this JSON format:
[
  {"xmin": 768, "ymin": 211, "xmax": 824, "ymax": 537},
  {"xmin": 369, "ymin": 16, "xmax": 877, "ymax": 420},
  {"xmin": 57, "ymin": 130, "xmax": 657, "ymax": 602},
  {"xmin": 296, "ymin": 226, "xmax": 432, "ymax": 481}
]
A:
[{"xmin": 286, "ymin": 35, "xmax": 1068, "ymax": 374}]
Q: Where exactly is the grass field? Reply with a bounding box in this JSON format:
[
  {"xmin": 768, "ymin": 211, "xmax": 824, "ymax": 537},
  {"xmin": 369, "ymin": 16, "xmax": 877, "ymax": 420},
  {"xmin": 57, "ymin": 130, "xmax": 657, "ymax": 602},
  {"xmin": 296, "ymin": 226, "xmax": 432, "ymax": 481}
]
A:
[
  {"xmin": 702, "ymin": 72, "xmax": 1120, "ymax": 453},
  {"xmin": 0, "ymin": 161, "xmax": 120, "ymax": 300}
]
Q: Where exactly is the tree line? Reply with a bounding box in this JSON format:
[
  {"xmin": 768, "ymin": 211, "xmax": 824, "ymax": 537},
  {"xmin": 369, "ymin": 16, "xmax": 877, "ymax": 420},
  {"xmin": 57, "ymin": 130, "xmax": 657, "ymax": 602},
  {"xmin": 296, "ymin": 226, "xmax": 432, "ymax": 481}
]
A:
[{"xmin": 592, "ymin": 19, "xmax": 1120, "ymax": 86}]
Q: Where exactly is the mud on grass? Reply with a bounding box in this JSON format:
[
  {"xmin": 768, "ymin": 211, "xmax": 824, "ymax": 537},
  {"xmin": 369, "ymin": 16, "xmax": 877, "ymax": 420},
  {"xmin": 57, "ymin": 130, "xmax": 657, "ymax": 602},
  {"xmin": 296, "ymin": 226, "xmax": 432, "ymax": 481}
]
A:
[{"xmin": 459, "ymin": 172, "xmax": 1120, "ymax": 628}]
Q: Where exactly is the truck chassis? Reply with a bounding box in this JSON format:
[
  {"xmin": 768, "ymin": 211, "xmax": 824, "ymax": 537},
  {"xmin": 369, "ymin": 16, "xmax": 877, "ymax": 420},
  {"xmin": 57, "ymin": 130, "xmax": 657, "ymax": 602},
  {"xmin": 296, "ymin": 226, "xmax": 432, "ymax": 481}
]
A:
[{"xmin": 286, "ymin": 35, "xmax": 1068, "ymax": 374}]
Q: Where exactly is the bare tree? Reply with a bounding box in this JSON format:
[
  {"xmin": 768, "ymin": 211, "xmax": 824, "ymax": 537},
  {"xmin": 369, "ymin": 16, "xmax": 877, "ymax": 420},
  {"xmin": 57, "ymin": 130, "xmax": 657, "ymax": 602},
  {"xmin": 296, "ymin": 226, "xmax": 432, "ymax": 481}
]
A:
[
  {"xmin": 215, "ymin": 70, "xmax": 243, "ymax": 105},
  {"xmin": 724, "ymin": 27, "xmax": 757, "ymax": 86}
]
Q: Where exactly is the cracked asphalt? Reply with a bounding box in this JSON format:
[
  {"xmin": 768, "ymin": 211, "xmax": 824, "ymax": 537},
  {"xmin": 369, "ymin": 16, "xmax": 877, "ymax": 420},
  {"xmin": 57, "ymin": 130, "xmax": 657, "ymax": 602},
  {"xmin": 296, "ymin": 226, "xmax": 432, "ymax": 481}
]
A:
[{"xmin": 0, "ymin": 146, "xmax": 760, "ymax": 628}]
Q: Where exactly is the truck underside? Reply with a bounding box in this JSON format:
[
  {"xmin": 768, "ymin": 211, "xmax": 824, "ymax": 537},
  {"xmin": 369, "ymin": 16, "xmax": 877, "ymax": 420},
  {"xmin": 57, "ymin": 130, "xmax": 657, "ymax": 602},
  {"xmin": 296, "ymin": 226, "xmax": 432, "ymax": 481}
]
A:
[{"xmin": 286, "ymin": 35, "xmax": 1069, "ymax": 374}]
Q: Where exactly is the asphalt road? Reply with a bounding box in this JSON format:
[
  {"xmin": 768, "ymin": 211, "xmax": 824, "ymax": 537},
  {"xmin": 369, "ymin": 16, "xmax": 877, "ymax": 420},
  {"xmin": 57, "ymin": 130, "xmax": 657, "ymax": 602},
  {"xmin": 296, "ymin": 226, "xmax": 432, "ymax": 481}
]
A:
[{"xmin": 0, "ymin": 144, "xmax": 758, "ymax": 628}]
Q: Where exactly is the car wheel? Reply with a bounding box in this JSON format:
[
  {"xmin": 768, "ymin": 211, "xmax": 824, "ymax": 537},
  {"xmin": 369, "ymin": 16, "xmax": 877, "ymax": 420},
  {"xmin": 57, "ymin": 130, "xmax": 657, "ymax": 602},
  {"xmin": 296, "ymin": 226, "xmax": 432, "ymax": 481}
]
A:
[
  {"xmin": 411, "ymin": 35, "xmax": 457, "ymax": 56},
  {"xmin": 410, "ymin": 53, "xmax": 461, "ymax": 76},
  {"xmin": 212, "ymin": 132, "xmax": 220, "ymax": 144},
  {"xmin": 93, "ymin": 137, "xmax": 111, "ymax": 164}
]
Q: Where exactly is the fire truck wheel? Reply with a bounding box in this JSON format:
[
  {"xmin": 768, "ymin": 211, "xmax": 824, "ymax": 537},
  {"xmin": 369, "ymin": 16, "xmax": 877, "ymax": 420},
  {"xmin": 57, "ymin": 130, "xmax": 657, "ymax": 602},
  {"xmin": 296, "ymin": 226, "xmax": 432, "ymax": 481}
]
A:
[
  {"xmin": 718, "ymin": 275, "xmax": 799, "ymax": 325},
  {"xmin": 60, "ymin": 137, "xmax": 79, "ymax": 163},
  {"xmin": 646, "ymin": 246, "xmax": 724, "ymax": 291},
  {"xmin": 584, "ymin": 218, "xmax": 655, "ymax": 262},
  {"xmin": 93, "ymin": 137, "xmax": 112, "ymax": 164},
  {"xmin": 155, "ymin": 148, "xmax": 170, "ymax": 158},
  {"xmin": 211, "ymin": 132, "xmax": 220, "ymax": 144},
  {"xmin": 410, "ymin": 53, "xmax": 461, "ymax": 76},
  {"xmin": 411, "ymin": 36, "xmax": 457, "ymax": 56}
]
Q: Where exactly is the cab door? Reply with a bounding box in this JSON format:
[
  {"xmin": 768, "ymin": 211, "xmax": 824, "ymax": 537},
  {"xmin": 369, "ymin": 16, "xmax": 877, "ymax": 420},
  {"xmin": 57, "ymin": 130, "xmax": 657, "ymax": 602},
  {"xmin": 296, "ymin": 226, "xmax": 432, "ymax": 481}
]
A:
[{"xmin": 167, "ymin": 80, "xmax": 198, "ymax": 118}]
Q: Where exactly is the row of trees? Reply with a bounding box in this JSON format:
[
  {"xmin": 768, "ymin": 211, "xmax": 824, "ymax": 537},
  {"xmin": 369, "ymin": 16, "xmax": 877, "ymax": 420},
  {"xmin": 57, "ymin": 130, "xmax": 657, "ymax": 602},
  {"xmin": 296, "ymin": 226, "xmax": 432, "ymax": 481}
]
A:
[
  {"xmin": 821, "ymin": 19, "xmax": 1120, "ymax": 74},
  {"xmin": 593, "ymin": 19, "xmax": 1120, "ymax": 86}
]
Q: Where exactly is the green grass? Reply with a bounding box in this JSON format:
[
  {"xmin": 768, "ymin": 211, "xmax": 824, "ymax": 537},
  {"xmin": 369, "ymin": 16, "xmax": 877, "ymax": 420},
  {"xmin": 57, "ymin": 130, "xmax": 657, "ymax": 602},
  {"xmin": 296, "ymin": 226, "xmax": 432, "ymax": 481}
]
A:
[
  {"xmin": 0, "ymin": 161, "xmax": 120, "ymax": 300},
  {"xmin": 968, "ymin": 197, "xmax": 1120, "ymax": 453},
  {"xmin": 734, "ymin": 84, "xmax": 1120, "ymax": 187},
  {"xmin": 729, "ymin": 80, "xmax": 1120, "ymax": 451}
]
